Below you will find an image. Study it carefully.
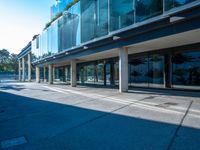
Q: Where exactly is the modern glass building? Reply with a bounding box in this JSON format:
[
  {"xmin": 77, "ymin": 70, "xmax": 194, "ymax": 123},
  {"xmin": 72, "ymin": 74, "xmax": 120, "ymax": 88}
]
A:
[{"xmin": 18, "ymin": 0, "xmax": 200, "ymax": 92}]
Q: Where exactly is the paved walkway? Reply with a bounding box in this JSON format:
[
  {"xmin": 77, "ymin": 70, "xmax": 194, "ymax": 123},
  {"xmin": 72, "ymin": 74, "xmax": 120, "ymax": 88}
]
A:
[{"xmin": 0, "ymin": 81, "xmax": 200, "ymax": 150}]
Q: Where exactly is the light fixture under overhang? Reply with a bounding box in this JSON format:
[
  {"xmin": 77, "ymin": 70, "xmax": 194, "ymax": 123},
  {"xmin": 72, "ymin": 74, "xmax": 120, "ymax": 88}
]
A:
[
  {"xmin": 53, "ymin": 56, "xmax": 56, "ymax": 59},
  {"xmin": 170, "ymin": 16, "xmax": 185, "ymax": 23},
  {"xmin": 83, "ymin": 46, "xmax": 88, "ymax": 49},
  {"xmin": 66, "ymin": 52, "xmax": 69, "ymax": 55},
  {"xmin": 113, "ymin": 36, "xmax": 120, "ymax": 40}
]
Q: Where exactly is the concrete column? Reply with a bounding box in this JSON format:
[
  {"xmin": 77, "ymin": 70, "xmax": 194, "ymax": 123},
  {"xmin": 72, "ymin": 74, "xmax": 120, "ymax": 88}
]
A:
[
  {"xmin": 22, "ymin": 57, "xmax": 25, "ymax": 82},
  {"xmin": 53, "ymin": 67, "xmax": 55, "ymax": 82},
  {"xmin": 48, "ymin": 64, "xmax": 53, "ymax": 84},
  {"xmin": 71, "ymin": 60, "xmax": 77, "ymax": 87},
  {"xmin": 64, "ymin": 67, "xmax": 68, "ymax": 83},
  {"xmin": 119, "ymin": 47, "xmax": 128, "ymax": 93},
  {"xmin": 36, "ymin": 66, "xmax": 40, "ymax": 83},
  {"xmin": 18, "ymin": 59, "xmax": 22, "ymax": 81},
  {"xmin": 28, "ymin": 53, "xmax": 31, "ymax": 82},
  {"xmin": 164, "ymin": 54, "xmax": 172, "ymax": 88}
]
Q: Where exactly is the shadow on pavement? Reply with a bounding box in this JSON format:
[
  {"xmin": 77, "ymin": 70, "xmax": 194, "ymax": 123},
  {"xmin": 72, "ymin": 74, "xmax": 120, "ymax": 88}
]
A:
[{"xmin": 0, "ymin": 91, "xmax": 199, "ymax": 150}]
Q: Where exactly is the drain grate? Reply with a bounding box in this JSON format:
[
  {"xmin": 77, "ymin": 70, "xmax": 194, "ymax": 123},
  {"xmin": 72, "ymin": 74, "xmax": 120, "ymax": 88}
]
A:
[{"xmin": 1, "ymin": 136, "xmax": 27, "ymax": 149}]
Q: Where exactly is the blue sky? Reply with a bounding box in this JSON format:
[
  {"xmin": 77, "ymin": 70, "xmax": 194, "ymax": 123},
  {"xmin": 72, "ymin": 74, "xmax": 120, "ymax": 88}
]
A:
[{"xmin": 0, "ymin": 0, "xmax": 55, "ymax": 54}]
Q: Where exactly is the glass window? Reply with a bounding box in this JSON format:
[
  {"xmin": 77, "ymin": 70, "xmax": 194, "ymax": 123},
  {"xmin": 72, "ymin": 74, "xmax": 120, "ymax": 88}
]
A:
[
  {"xmin": 96, "ymin": 63, "xmax": 105, "ymax": 85},
  {"xmin": 172, "ymin": 51, "xmax": 200, "ymax": 89},
  {"xmin": 129, "ymin": 57, "xmax": 149, "ymax": 87},
  {"xmin": 110, "ymin": 0, "xmax": 135, "ymax": 31},
  {"xmin": 148, "ymin": 55, "xmax": 164, "ymax": 87},
  {"xmin": 165, "ymin": 0, "xmax": 196, "ymax": 11},
  {"xmin": 81, "ymin": 0, "xmax": 108, "ymax": 42},
  {"xmin": 96, "ymin": 0, "xmax": 108, "ymax": 37},
  {"xmin": 136, "ymin": 0, "xmax": 163, "ymax": 22},
  {"xmin": 81, "ymin": 0, "xmax": 96, "ymax": 42}
]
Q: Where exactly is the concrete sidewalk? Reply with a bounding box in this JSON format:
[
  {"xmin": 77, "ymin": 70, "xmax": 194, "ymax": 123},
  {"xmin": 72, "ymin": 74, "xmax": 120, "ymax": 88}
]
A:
[{"xmin": 0, "ymin": 82, "xmax": 200, "ymax": 150}]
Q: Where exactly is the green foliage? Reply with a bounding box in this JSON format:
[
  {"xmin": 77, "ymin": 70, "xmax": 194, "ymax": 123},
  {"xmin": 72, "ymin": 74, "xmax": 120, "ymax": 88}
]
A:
[
  {"xmin": 0, "ymin": 49, "xmax": 18, "ymax": 73},
  {"xmin": 44, "ymin": 0, "xmax": 80, "ymax": 30}
]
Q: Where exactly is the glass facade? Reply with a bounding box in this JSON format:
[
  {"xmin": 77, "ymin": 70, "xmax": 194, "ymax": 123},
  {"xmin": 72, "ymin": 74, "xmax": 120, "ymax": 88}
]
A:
[
  {"xmin": 110, "ymin": 0, "xmax": 135, "ymax": 31},
  {"xmin": 129, "ymin": 54, "xmax": 164, "ymax": 88},
  {"xmin": 135, "ymin": 0, "xmax": 163, "ymax": 22},
  {"xmin": 165, "ymin": 0, "xmax": 196, "ymax": 10},
  {"xmin": 51, "ymin": 0, "xmax": 72, "ymax": 19},
  {"xmin": 32, "ymin": 0, "xmax": 197, "ymax": 61},
  {"xmin": 77, "ymin": 59, "xmax": 119, "ymax": 86},
  {"xmin": 172, "ymin": 51, "xmax": 200, "ymax": 89},
  {"xmin": 59, "ymin": 2, "xmax": 81, "ymax": 51},
  {"xmin": 81, "ymin": 0, "xmax": 108, "ymax": 42}
]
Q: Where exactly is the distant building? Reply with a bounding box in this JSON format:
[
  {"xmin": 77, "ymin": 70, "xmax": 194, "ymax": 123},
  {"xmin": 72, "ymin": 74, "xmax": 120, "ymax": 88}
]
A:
[{"xmin": 18, "ymin": 0, "xmax": 200, "ymax": 92}]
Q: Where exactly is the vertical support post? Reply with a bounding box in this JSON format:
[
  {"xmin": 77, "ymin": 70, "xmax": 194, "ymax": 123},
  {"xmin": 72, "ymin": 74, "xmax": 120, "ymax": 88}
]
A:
[
  {"xmin": 71, "ymin": 60, "xmax": 77, "ymax": 87},
  {"xmin": 36, "ymin": 66, "xmax": 40, "ymax": 83},
  {"xmin": 164, "ymin": 54, "xmax": 172, "ymax": 88},
  {"xmin": 22, "ymin": 57, "xmax": 25, "ymax": 82},
  {"xmin": 119, "ymin": 47, "xmax": 128, "ymax": 93},
  {"xmin": 28, "ymin": 53, "xmax": 32, "ymax": 82},
  {"xmin": 18, "ymin": 59, "xmax": 22, "ymax": 81},
  {"xmin": 64, "ymin": 67, "xmax": 68, "ymax": 83},
  {"xmin": 53, "ymin": 67, "xmax": 55, "ymax": 82},
  {"xmin": 49, "ymin": 64, "xmax": 53, "ymax": 84}
]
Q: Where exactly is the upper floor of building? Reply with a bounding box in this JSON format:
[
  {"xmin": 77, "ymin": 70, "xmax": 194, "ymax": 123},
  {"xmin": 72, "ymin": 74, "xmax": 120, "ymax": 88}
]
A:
[{"xmin": 28, "ymin": 0, "xmax": 200, "ymax": 63}]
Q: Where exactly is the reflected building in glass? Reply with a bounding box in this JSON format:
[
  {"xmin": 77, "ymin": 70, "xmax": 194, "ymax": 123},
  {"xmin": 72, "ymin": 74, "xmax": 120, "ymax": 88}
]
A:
[{"xmin": 18, "ymin": 0, "xmax": 200, "ymax": 91}]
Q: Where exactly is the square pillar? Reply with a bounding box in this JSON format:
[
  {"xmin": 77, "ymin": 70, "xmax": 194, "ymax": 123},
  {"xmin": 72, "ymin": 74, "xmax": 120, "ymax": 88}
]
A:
[
  {"xmin": 71, "ymin": 60, "xmax": 77, "ymax": 87},
  {"xmin": 48, "ymin": 65, "xmax": 53, "ymax": 84},
  {"xmin": 119, "ymin": 47, "xmax": 128, "ymax": 93},
  {"xmin": 28, "ymin": 53, "xmax": 32, "ymax": 82},
  {"xmin": 18, "ymin": 59, "xmax": 22, "ymax": 81},
  {"xmin": 36, "ymin": 66, "xmax": 40, "ymax": 83},
  {"xmin": 22, "ymin": 57, "xmax": 25, "ymax": 82},
  {"xmin": 64, "ymin": 67, "xmax": 68, "ymax": 83}
]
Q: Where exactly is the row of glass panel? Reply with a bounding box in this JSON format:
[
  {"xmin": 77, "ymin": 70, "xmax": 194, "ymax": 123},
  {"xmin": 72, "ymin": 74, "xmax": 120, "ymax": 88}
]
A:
[
  {"xmin": 51, "ymin": 0, "xmax": 74, "ymax": 20},
  {"xmin": 32, "ymin": 0, "xmax": 196, "ymax": 61},
  {"xmin": 35, "ymin": 50, "xmax": 200, "ymax": 89}
]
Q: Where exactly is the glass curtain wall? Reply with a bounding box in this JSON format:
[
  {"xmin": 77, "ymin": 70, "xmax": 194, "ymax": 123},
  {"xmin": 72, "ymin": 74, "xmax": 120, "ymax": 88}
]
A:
[
  {"xmin": 81, "ymin": 0, "xmax": 108, "ymax": 43},
  {"xmin": 59, "ymin": 2, "xmax": 81, "ymax": 51},
  {"xmin": 77, "ymin": 59, "xmax": 118, "ymax": 86},
  {"xmin": 135, "ymin": 0, "xmax": 163, "ymax": 22},
  {"xmin": 129, "ymin": 54, "xmax": 164, "ymax": 87},
  {"xmin": 165, "ymin": 0, "xmax": 196, "ymax": 10},
  {"xmin": 33, "ymin": 0, "xmax": 197, "ymax": 61},
  {"xmin": 110, "ymin": 0, "xmax": 135, "ymax": 31},
  {"xmin": 172, "ymin": 51, "xmax": 200, "ymax": 89}
]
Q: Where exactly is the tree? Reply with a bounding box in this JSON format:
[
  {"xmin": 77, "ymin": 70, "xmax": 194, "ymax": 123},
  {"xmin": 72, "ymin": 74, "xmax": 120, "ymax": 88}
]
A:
[{"xmin": 0, "ymin": 49, "xmax": 18, "ymax": 73}]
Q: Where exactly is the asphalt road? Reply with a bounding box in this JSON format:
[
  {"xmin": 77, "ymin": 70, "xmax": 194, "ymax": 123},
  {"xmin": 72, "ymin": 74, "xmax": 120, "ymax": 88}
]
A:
[{"xmin": 0, "ymin": 81, "xmax": 200, "ymax": 150}]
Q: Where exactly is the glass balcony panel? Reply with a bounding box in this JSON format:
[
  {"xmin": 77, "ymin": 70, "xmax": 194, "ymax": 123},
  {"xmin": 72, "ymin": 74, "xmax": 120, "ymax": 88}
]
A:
[
  {"xmin": 165, "ymin": 0, "xmax": 196, "ymax": 10},
  {"xmin": 72, "ymin": 2, "xmax": 81, "ymax": 46},
  {"xmin": 135, "ymin": 0, "xmax": 163, "ymax": 23},
  {"xmin": 81, "ymin": 0, "xmax": 96, "ymax": 43},
  {"xmin": 96, "ymin": 0, "xmax": 108, "ymax": 38},
  {"xmin": 110, "ymin": 0, "xmax": 135, "ymax": 32}
]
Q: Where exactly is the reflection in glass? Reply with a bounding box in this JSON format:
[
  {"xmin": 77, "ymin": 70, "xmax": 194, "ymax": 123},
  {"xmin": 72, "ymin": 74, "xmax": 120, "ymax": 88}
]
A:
[
  {"xmin": 148, "ymin": 55, "xmax": 164, "ymax": 87},
  {"xmin": 129, "ymin": 57, "xmax": 149, "ymax": 87},
  {"xmin": 165, "ymin": 0, "xmax": 195, "ymax": 10},
  {"xmin": 81, "ymin": 0, "xmax": 108, "ymax": 42},
  {"xmin": 172, "ymin": 51, "xmax": 200, "ymax": 89},
  {"xmin": 136, "ymin": 0, "xmax": 163, "ymax": 22},
  {"xmin": 110, "ymin": 0, "xmax": 135, "ymax": 31}
]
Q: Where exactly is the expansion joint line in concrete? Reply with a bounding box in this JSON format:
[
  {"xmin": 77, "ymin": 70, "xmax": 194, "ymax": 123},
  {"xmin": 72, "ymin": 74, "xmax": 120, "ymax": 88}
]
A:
[{"xmin": 167, "ymin": 100, "xmax": 193, "ymax": 150}]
